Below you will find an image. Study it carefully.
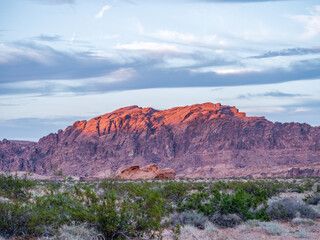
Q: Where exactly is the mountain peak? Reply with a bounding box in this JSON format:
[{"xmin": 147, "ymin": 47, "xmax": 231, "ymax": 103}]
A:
[{"xmin": 1, "ymin": 102, "xmax": 319, "ymax": 178}]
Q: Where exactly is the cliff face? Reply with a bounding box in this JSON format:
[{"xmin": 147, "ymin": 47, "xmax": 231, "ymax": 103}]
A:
[{"xmin": 1, "ymin": 102, "xmax": 320, "ymax": 178}]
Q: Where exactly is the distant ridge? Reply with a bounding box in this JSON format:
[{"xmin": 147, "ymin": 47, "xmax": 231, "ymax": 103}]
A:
[{"xmin": 1, "ymin": 102, "xmax": 320, "ymax": 178}]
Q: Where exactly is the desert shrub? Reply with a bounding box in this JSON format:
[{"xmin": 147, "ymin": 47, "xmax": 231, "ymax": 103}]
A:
[
  {"xmin": 262, "ymin": 222, "xmax": 285, "ymax": 236},
  {"xmin": 209, "ymin": 212, "xmax": 242, "ymax": 228},
  {"xmin": 213, "ymin": 180, "xmax": 285, "ymax": 197},
  {"xmin": 57, "ymin": 223, "xmax": 102, "ymax": 240},
  {"xmin": 179, "ymin": 225, "xmax": 202, "ymax": 240},
  {"xmin": 288, "ymin": 186, "xmax": 305, "ymax": 193},
  {"xmin": 291, "ymin": 217, "xmax": 315, "ymax": 226},
  {"xmin": 0, "ymin": 201, "xmax": 54, "ymax": 238},
  {"xmin": 293, "ymin": 229, "xmax": 312, "ymax": 239},
  {"xmin": 162, "ymin": 182, "xmax": 189, "ymax": 208},
  {"xmin": 302, "ymin": 179, "xmax": 314, "ymax": 191},
  {"xmin": 245, "ymin": 219, "xmax": 261, "ymax": 228},
  {"xmin": 97, "ymin": 188, "xmax": 164, "ymax": 239},
  {"xmin": 171, "ymin": 211, "xmax": 208, "ymax": 229},
  {"xmin": 204, "ymin": 221, "xmax": 219, "ymax": 235},
  {"xmin": 304, "ymin": 193, "xmax": 320, "ymax": 205},
  {"xmin": 0, "ymin": 173, "xmax": 35, "ymax": 201},
  {"xmin": 267, "ymin": 197, "xmax": 320, "ymax": 221},
  {"xmin": 180, "ymin": 191, "xmax": 209, "ymax": 213},
  {"xmin": 180, "ymin": 187, "xmax": 269, "ymax": 222}
]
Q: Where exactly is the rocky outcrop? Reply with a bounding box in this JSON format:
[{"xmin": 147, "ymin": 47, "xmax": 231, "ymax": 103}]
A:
[
  {"xmin": 117, "ymin": 164, "xmax": 175, "ymax": 179},
  {"xmin": 0, "ymin": 102, "xmax": 320, "ymax": 178}
]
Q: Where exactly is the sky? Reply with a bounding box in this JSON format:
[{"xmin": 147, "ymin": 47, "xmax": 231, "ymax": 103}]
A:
[{"xmin": 0, "ymin": 0, "xmax": 320, "ymax": 141}]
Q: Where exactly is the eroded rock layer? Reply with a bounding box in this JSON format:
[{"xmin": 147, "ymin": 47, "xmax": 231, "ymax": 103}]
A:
[{"xmin": 1, "ymin": 102, "xmax": 320, "ymax": 178}]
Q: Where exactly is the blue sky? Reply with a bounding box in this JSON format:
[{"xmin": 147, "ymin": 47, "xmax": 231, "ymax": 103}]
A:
[{"xmin": 0, "ymin": 0, "xmax": 320, "ymax": 141}]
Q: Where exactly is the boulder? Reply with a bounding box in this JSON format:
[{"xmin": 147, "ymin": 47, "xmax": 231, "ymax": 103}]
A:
[{"xmin": 117, "ymin": 164, "xmax": 175, "ymax": 180}]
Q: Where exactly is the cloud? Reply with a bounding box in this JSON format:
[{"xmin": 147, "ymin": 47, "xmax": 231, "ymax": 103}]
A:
[
  {"xmin": 150, "ymin": 30, "xmax": 217, "ymax": 46},
  {"xmin": 2, "ymin": 40, "xmax": 320, "ymax": 96},
  {"xmin": 33, "ymin": 34, "xmax": 62, "ymax": 42},
  {"xmin": 0, "ymin": 41, "xmax": 120, "ymax": 83},
  {"xmin": 140, "ymin": 27, "xmax": 225, "ymax": 49},
  {"xmin": 291, "ymin": 6, "xmax": 320, "ymax": 39},
  {"xmin": 294, "ymin": 107, "xmax": 311, "ymax": 113},
  {"xmin": 95, "ymin": 5, "xmax": 111, "ymax": 18},
  {"xmin": 213, "ymin": 68, "xmax": 262, "ymax": 75},
  {"xmin": 238, "ymin": 91, "xmax": 305, "ymax": 99},
  {"xmin": 250, "ymin": 47, "xmax": 320, "ymax": 59},
  {"xmin": 115, "ymin": 42, "xmax": 179, "ymax": 52}
]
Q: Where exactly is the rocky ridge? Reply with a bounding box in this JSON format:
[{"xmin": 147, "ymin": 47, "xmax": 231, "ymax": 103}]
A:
[{"xmin": 0, "ymin": 102, "xmax": 319, "ymax": 178}]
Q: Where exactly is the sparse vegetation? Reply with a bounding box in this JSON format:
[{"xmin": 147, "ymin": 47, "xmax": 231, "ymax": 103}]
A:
[{"xmin": 0, "ymin": 174, "xmax": 319, "ymax": 239}]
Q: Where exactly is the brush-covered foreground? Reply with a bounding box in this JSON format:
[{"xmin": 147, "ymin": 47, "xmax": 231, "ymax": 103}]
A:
[{"xmin": 0, "ymin": 174, "xmax": 320, "ymax": 239}]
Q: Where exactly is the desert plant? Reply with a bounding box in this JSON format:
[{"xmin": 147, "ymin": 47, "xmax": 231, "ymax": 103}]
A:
[
  {"xmin": 245, "ymin": 219, "xmax": 261, "ymax": 228},
  {"xmin": 204, "ymin": 221, "xmax": 219, "ymax": 234},
  {"xmin": 0, "ymin": 201, "xmax": 54, "ymax": 238},
  {"xmin": 0, "ymin": 173, "xmax": 35, "ymax": 201},
  {"xmin": 171, "ymin": 211, "xmax": 208, "ymax": 229},
  {"xmin": 293, "ymin": 229, "xmax": 312, "ymax": 239},
  {"xmin": 262, "ymin": 222, "xmax": 285, "ymax": 236},
  {"xmin": 209, "ymin": 212, "xmax": 242, "ymax": 228},
  {"xmin": 291, "ymin": 217, "xmax": 315, "ymax": 226},
  {"xmin": 304, "ymin": 193, "xmax": 320, "ymax": 205},
  {"xmin": 179, "ymin": 225, "xmax": 202, "ymax": 240},
  {"xmin": 267, "ymin": 197, "xmax": 320, "ymax": 221},
  {"xmin": 57, "ymin": 223, "xmax": 103, "ymax": 240}
]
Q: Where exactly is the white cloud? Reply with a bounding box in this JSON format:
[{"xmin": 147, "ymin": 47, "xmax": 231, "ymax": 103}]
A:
[
  {"xmin": 294, "ymin": 107, "xmax": 311, "ymax": 113},
  {"xmin": 150, "ymin": 29, "xmax": 219, "ymax": 47},
  {"xmin": 136, "ymin": 24, "xmax": 222, "ymax": 48},
  {"xmin": 214, "ymin": 68, "xmax": 262, "ymax": 75},
  {"xmin": 95, "ymin": 5, "xmax": 111, "ymax": 19},
  {"xmin": 115, "ymin": 42, "xmax": 179, "ymax": 52},
  {"xmin": 291, "ymin": 5, "xmax": 320, "ymax": 39},
  {"xmin": 191, "ymin": 67, "xmax": 262, "ymax": 75},
  {"xmin": 243, "ymin": 107, "xmax": 286, "ymax": 114}
]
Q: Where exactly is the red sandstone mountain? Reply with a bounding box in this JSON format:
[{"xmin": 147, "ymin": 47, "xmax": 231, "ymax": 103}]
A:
[{"xmin": 1, "ymin": 102, "xmax": 320, "ymax": 178}]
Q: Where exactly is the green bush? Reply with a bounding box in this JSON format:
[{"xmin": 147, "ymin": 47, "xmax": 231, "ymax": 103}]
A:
[
  {"xmin": 0, "ymin": 173, "xmax": 35, "ymax": 201},
  {"xmin": 0, "ymin": 201, "xmax": 53, "ymax": 238},
  {"xmin": 180, "ymin": 188, "xmax": 269, "ymax": 221}
]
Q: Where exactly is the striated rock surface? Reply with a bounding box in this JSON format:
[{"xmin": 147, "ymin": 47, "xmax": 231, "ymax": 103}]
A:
[
  {"xmin": 0, "ymin": 102, "xmax": 320, "ymax": 178},
  {"xmin": 117, "ymin": 164, "xmax": 175, "ymax": 179}
]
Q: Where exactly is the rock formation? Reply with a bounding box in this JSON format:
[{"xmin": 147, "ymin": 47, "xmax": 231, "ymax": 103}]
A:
[
  {"xmin": 117, "ymin": 164, "xmax": 175, "ymax": 179},
  {"xmin": 0, "ymin": 102, "xmax": 320, "ymax": 178}
]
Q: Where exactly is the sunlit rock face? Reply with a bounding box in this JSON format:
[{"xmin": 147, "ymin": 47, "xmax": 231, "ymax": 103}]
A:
[{"xmin": 0, "ymin": 102, "xmax": 320, "ymax": 178}]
